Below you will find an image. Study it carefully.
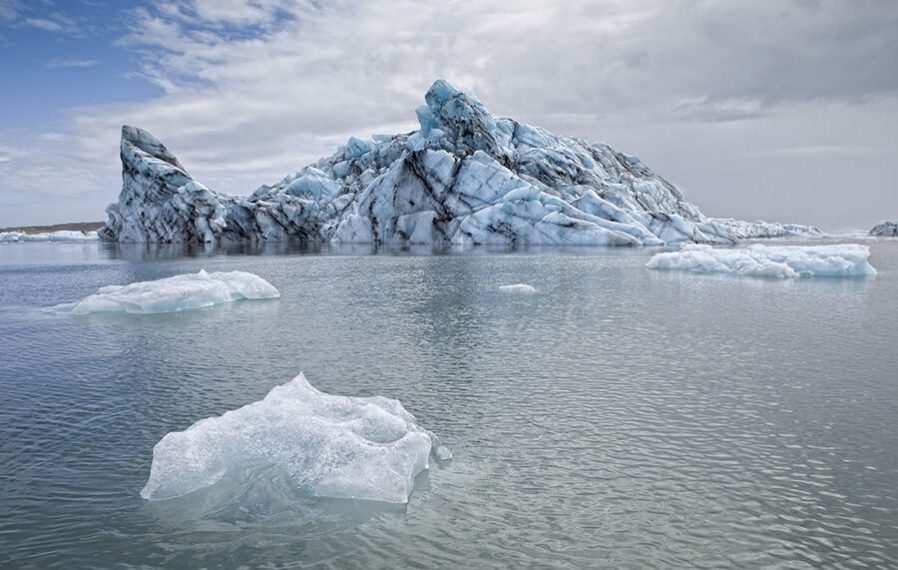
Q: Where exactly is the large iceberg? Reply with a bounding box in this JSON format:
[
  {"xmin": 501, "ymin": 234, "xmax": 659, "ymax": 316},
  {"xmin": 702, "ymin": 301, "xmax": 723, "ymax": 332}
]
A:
[
  {"xmin": 100, "ymin": 80, "xmax": 819, "ymax": 246},
  {"xmin": 141, "ymin": 373, "xmax": 449, "ymax": 503},
  {"xmin": 0, "ymin": 230, "xmax": 98, "ymax": 242},
  {"xmin": 646, "ymin": 244, "xmax": 877, "ymax": 278},
  {"xmin": 54, "ymin": 269, "xmax": 279, "ymax": 314},
  {"xmin": 869, "ymin": 220, "xmax": 898, "ymax": 237}
]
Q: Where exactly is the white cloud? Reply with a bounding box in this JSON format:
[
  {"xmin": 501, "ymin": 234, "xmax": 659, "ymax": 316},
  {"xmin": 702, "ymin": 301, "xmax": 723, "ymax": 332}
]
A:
[
  {"xmin": 24, "ymin": 17, "xmax": 62, "ymax": 31},
  {"xmin": 1, "ymin": 0, "xmax": 897, "ymax": 228}
]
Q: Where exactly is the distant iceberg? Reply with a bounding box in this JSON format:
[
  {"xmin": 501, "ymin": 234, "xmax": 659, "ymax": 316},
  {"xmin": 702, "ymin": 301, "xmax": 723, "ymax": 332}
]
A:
[
  {"xmin": 54, "ymin": 269, "xmax": 279, "ymax": 314},
  {"xmin": 0, "ymin": 230, "xmax": 98, "ymax": 242},
  {"xmin": 141, "ymin": 372, "xmax": 450, "ymax": 503},
  {"xmin": 499, "ymin": 283, "xmax": 538, "ymax": 294},
  {"xmin": 869, "ymin": 220, "xmax": 898, "ymax": 237},
  {"xmin": 100, "ymin": 80, "xmax": 820, "ymax": 246},
  {"xmin": 646, "ymin": 244, "xmax": 876, "ymax": 279}
]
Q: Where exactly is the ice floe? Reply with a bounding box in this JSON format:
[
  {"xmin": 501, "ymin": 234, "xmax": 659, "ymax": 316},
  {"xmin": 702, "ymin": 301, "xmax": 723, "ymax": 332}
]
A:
[
  {"xmin": 54, "ymin": 269, "xmax": 279, "ymax": 314},
  {"xmin": 646, "ymin": 244, "xmax": 877, "ymax": 279},
  {"xmin": 0, "ymin": 230, "xmax": 98, "ymax": 242},
  {"xmin": 141, "ymin": 372, "xmax": 449, "ymax": 503}
]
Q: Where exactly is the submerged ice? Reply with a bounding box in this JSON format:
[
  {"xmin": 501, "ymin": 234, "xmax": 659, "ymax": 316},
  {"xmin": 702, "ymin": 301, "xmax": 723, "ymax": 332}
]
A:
[
  {"xmin": 59, "ymin": 270, "xmax": 279, "ymax": 314},
  {"xmin": 646, "ymin": 244, "xmax": 877, "ymax": 279},
  {"xmin": 100, "ymin": 80, "xmax": 819, "ymax": 247},
  {"xmin": 141, "ymin": 373, "xmax": 449, "ymax": 503}
]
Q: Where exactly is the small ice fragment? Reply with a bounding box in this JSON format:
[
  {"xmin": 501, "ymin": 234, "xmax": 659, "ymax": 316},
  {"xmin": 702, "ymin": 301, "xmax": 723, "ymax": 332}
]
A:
[
  {"xmin": 140, "ymin": 373, "xmax": 447, "ymax": 503},
  {"xmin": 646, "ymin": 244, "xmax": 876, "ymax": 279},
  {"xmin": 499, "ymin": 283, "xmax": 538, "ymax": 294},
  {"xmin": 54, "ymin": 269, "xmax": 279, "ymax": 314}
]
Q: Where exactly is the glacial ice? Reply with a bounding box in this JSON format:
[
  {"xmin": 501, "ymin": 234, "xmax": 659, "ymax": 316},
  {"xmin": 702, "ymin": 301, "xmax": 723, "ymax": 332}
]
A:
[
  {"xmin": 0, "ymin": 230, "xmax": 98, "ymax": 242},
  {"xmin": 646, "ymin": 244, "xmax": 877, "ymax": 279},
  {"xmin": 499, "ymin": 283, "xmax": 538, "ymax": 294},
  {"xmin": 57, "ymin": 270, "xmax": 279, "ymax": 314},
  {"xmin": 869, "ymin": 220, "xmax": 898, "ymax": 237},
  {"xmin": 141, "ymin": 373, "xmax": 449, "ymax": 503},
  {"xmin": 100, "ymin": 80, "xmax": 820, "ymax": 247}
]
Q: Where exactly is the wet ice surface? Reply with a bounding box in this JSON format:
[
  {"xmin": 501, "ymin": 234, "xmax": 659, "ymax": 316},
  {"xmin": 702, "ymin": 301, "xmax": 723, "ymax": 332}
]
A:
[{"xmin": 1, "ymin": 240, "xmax": 898, "ymax": 568}]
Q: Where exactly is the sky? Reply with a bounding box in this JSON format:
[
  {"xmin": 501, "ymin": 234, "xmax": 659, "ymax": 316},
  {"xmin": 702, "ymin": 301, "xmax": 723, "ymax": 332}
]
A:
[{"xmin": 0, "ymin": 0, "xmax": 896, "ymax": 231}]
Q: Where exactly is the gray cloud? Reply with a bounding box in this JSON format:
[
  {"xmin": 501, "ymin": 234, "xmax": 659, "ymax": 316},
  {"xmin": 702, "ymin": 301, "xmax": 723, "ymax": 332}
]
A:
[{"xmin": 1, "ymin": 0, "xmax": 897, "ymax": 229}]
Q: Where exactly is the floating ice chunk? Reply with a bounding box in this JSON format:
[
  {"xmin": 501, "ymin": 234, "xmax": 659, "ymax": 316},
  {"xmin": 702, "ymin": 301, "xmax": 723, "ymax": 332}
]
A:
[
  {"xmin": 0, "ymin": 230, "xmax": 98, "ymax": 242},
  {"xmin": 59, "ymin": 270, "xmax": 279, "ymax": 314},
  {"xmin": 141, "ymin": 373, "xmax": 448, "ymax": 503},
  {"xmin": 499, "ymin": 283, "xmax": 538, "ymax": 294},
  {"xmin": 646, "ymin": 244, "xmax": 877, "ymax": 278},
  {"xmin": 869, "ymin": 220, "xmax": 898, "ymax": 237}
]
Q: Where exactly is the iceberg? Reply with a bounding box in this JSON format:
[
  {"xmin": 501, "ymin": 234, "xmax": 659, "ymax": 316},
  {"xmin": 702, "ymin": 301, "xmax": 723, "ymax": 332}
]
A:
[
  {"xmin": 499, "ymin": 283, "xmax": 538, "ymax": 294},
  {"xmin": 646, "ymin": 244, "xmax": 877, "ymax": 279},
  {"xmin": 869, "ymin": 220, "xmax": 898, "ymax": 237},
  {"xmin": 141, "ymin": 373, "xmax": 450, "ymax": 503},
  {"xmin": 0, "ymin": 230, "xmax": 98, "ymax": 242},
  {"xmin": 56, "ymin": 269, "xmax": 279, "ymax": 314},
  {"xmin": 100, "ymin": 80, "xmax": 820, "ymax": 247}
]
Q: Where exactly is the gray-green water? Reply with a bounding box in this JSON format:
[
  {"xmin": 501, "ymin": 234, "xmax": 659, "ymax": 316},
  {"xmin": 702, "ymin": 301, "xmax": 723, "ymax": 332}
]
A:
[{"xmin": 1, "ymin": 241, "xmax": 897, "ymax": 568}]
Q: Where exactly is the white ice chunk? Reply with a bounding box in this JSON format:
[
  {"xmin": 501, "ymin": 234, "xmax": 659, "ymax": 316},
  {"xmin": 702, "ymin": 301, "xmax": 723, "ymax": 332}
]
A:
[
  {"xmin": 646, "ymin": 244, "xmax": 877, "ymax": 279},
  {"xmin": 0, "ymin": 230, "xmax": 98, "ymax": 242},
  {"xmin": 141, "ymin": 372, "xmax": 447, "ymax": 503},
  {"xmin": 499, "ymin": 283, "xmax": 538, "ymax": 294},
  {"xmin": 61, "ymin": 269, "xmax": 279, "ymax": 314}
]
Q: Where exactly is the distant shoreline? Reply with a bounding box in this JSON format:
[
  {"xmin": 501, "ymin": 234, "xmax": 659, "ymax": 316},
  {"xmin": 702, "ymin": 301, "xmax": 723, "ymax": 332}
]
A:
[{"xmin": 0, "ymin": 222, "xmax": 104, "ymax": 234}]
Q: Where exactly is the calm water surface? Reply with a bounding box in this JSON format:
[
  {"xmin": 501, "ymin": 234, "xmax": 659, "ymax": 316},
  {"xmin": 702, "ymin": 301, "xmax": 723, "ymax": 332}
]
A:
[{"xmin": 1, "ymin": 240, "xmax": 897, "ymax": 569}]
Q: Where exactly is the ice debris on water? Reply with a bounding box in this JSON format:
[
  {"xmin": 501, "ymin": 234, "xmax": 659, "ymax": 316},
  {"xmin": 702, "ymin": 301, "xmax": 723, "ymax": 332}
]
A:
[
  {"xmin": 53, "ymin": 269, "xmax": 279, "ymax": 314},
  {"xmin": 0, "ymin": 230, "xmax": 98, "ymax": 242},
  {"xmin": 499, "ymin": 283, "xmax": 538, "ymax": 294},
  {"xmin": 140, "ymin": 372, "xmax": 450, "ymax": 503},
  {"xmin": 100, "ymin": 80, "xmax": 821, "ymax": 246},
  {"xmin": 646, "ymin": 244, "xmax": 877, "ymax": 278}
]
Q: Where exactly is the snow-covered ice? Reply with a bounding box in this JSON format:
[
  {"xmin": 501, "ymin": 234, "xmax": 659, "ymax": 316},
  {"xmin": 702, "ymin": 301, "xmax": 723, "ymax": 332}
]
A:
[
  {"xmin": 499, "ymin": 283, "xmax": 538, "ymax": 294},
  {"xmin": 140, "ymin": 372, "xmax": 450, "ymax": 503},
  {"xmin": 100, "ymin": 80, "xmax": 820, "ymax": 246},
  {"xmin": 646, "ymin": 244, "xmax": 877, "ymax": 279},
  {"xmin": 0, "ymin": 230, "xmax": 98, "ymax": 242},
  {"xmin": 54, "ymin": 270, "xmax": 279, "ymax": 314},
  {"xmin": 870, "ymin": 220, "xmax": 898, "ymax": 237}
]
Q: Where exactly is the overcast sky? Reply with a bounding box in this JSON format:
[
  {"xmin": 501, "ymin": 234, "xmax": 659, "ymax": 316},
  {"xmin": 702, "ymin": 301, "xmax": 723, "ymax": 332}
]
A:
[{"xmin": 1, "ymin": 0, "xmax": 896, "ymax": 230}]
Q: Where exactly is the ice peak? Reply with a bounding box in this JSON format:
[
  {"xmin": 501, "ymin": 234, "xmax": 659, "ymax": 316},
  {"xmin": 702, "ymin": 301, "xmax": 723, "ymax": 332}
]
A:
[
  {"xmin": 121, "ymin": 125, "xmax": 185, "ymax": 171},
  {"xmin": 418, "ymin": 79, "xmax": 503, "ymax": 156}
]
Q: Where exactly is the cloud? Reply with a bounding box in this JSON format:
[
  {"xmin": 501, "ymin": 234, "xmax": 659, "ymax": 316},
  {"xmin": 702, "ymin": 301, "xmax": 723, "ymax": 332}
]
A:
[
  {"xmin": 748, "ymin": 144, "xmax": 890, "ymax": 159},
  {"xmin": 0, "ymin": 0, "xmax": 20, "ymax": 22},
  {"xmin": 45, "ymin": 57, "xmax": 99, "ymax": 69},
  {"xmin": 24, "ymin": 17, "xmax": 61, "ymax": 31},
  {"xmin": 1, "ymin": 0, "xmax": 898, "ymax": 228}
]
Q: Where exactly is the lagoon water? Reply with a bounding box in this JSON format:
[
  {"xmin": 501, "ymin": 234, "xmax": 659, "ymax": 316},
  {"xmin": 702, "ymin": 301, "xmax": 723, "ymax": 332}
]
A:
[{"xmin": 1, "ymin": 240, "xmax": 897, "ymax": 568}]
